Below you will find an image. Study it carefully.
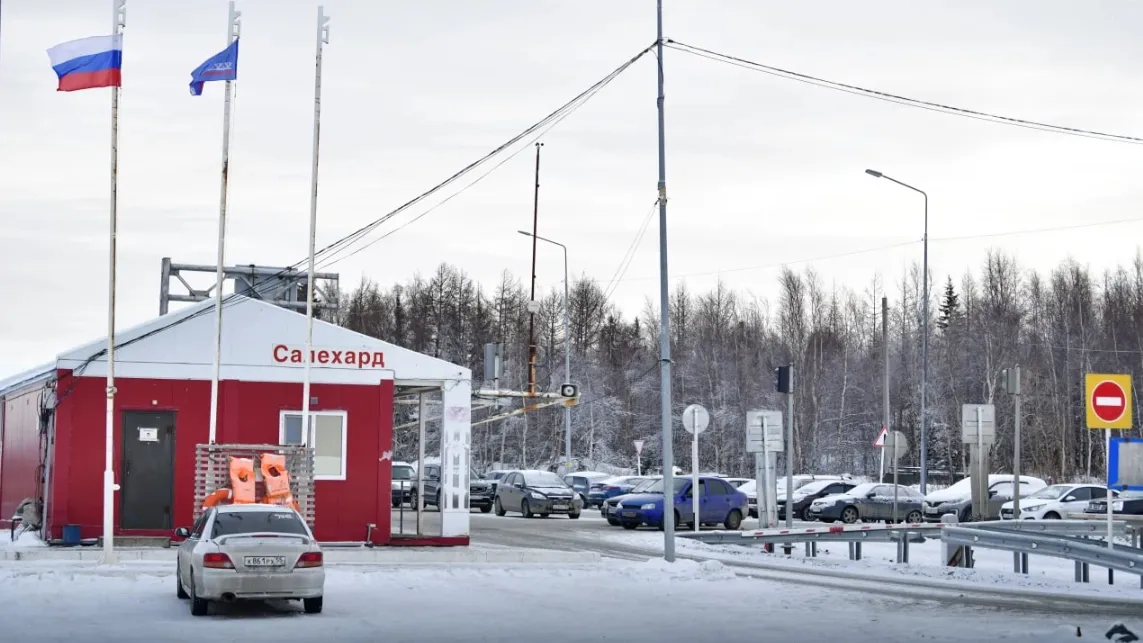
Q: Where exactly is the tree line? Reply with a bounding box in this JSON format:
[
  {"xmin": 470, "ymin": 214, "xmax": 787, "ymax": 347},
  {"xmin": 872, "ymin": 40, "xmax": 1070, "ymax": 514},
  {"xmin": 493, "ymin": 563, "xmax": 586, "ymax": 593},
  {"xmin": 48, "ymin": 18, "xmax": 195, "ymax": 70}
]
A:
[{"xmin": 322, "ymin": 250, "xmax": 1143, "ymax": 483}]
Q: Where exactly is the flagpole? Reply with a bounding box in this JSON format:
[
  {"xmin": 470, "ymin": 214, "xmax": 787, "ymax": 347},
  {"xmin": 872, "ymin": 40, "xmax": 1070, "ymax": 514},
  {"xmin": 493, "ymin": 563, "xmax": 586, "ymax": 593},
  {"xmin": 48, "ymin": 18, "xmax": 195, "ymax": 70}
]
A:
[
  {"xmin": 207, "ymin": 1, "xmax": 241, "ymax": 445},
  {"xmin": 101, "ymin": 0, "xmax": 127, "ymax": 567},
  {"xmin": 302, "ymin": 6, "xmax": 330, "ymax": 446}
]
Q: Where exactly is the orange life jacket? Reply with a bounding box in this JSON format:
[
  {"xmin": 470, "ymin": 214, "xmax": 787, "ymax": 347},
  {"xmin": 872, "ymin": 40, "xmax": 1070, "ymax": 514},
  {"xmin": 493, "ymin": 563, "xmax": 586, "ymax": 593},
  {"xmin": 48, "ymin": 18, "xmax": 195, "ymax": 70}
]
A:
[{"xmin": 229, "ymin": 457, "xmax": 257, "ymax": 503}]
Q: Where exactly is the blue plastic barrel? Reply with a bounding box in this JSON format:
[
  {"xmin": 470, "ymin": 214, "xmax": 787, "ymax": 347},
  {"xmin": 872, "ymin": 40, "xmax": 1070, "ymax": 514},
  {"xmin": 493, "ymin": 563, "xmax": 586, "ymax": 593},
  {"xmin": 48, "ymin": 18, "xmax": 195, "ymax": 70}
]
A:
[{"xmin": 62, "ymin": 524, "xmax": 81, "ymax": 546}]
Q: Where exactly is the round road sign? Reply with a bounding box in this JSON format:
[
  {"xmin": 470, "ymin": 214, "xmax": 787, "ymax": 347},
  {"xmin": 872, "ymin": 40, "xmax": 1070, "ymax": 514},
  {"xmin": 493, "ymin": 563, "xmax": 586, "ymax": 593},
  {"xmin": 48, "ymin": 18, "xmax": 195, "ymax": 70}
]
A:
[
  {"xmin": 682, "ymin": 404, "xmax": 709, "ymax": 434},
  {"xmin": 1092, "ymin": 380, "xmax": 1128, "ymax": 423}
]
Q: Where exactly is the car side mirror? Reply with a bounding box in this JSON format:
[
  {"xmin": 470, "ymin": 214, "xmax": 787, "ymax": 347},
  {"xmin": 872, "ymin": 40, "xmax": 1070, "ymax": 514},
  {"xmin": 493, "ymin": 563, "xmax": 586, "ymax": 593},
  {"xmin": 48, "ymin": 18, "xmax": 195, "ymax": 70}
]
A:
[
  {"xmin": 866, "ymin": 492, "xmax": 876, "ymax": 499},
  {"xmin": 1063, "ymin": 496, "xmax": 1076, "ymax": 502},
  {"xmin": 174, "ymin": 527, "xmax": 190, "ymax": 538},
  {"xmin": 989, "ymin": 490, "xmax": 999, "ymax": 498}
]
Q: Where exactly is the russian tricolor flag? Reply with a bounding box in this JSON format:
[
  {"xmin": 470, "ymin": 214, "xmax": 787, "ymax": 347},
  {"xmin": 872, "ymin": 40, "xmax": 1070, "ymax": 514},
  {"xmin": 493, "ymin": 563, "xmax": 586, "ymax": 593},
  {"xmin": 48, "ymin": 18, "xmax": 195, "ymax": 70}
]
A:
[{"xmin": 47, "ymin": 35, "xmax": 123, "ymax": 92}]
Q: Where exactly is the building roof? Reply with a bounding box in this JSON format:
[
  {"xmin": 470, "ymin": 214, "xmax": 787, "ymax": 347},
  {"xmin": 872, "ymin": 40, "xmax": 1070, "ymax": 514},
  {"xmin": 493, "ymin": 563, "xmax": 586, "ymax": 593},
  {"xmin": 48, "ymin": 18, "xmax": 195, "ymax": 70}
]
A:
[{"xmin": 1, "ymin": 295, "xmax": 470, "ymax": 394}]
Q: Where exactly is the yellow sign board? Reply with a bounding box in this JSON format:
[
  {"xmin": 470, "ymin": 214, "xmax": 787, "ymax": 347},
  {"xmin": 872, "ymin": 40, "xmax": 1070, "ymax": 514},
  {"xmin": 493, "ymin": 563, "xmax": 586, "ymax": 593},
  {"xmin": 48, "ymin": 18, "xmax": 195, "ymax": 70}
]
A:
[{"xmin": 1085, "ymin": 373, "xmax": 1133, "ymax": 430}]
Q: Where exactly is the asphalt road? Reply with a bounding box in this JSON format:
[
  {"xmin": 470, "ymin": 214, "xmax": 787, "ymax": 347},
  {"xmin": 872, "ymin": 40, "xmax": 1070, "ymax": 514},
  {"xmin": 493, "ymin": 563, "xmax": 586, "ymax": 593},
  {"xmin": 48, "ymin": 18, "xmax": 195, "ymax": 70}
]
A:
[{"xmin": 392, "ymin": 506, "xmax": 1143, "ymax": 617}]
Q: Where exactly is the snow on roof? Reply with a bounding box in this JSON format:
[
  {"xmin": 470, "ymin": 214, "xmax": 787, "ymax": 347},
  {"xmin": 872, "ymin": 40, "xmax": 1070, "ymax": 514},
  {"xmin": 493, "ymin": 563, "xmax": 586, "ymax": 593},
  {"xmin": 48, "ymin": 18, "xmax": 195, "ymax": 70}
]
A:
[{"xmin": 0, "ymin": 360, "xmax": 56, "ymax": 398}]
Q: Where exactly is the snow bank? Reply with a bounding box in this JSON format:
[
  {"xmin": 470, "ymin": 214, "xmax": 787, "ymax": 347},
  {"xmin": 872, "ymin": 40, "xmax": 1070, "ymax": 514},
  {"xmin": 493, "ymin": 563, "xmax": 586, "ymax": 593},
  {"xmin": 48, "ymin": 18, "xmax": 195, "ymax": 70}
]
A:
[{"xmin": 0, "ymin": 530, "xmax": 47, "ymax": 549}]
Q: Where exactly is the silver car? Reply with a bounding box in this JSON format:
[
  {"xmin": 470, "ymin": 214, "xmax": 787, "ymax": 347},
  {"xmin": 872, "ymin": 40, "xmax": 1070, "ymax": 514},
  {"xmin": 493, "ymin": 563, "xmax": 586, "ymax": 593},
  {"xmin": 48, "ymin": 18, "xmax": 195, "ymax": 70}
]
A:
[{"xmin": 174, "ymin": 504, "xmax": 325, "ymax": 616}]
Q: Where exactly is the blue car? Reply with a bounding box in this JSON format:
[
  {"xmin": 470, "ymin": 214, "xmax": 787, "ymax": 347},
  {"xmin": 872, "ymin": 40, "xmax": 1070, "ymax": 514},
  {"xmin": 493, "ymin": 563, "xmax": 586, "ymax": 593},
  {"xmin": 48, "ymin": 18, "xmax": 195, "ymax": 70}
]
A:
[
  {"xmin": 615, "ymin": 476, "xmax": 747, "ymax": 531},
  {"xmin": 587, "ymin": 476, "xmax": 650, "ymax": 508}
]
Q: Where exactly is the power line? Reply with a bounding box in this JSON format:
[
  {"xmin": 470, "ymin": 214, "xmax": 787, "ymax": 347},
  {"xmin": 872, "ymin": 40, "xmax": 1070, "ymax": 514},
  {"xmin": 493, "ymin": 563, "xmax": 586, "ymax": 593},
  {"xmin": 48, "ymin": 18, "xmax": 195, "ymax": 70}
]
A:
[
  {"xmin": 612, "ymin": 214, "xmax": 1143, "ymax": 283},
  {"xmin": 70, "ymin": 46, "xmax": 657, "ymax": 365},
  {"xmin": 664, "ymin": 40, "xmax": 1143, "ymax": 146},
  {"xmin": 601, "ymin": 199, "xmax": 659, "ymax": 301}
]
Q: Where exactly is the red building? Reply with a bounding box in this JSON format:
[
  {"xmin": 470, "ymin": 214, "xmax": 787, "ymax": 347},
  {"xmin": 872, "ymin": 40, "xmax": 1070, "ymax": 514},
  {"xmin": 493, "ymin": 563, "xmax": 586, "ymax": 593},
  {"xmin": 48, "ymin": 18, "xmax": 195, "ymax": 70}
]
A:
[{"xmin": 0, "ymin": 295, "xmax": 473, "ymax": 545}]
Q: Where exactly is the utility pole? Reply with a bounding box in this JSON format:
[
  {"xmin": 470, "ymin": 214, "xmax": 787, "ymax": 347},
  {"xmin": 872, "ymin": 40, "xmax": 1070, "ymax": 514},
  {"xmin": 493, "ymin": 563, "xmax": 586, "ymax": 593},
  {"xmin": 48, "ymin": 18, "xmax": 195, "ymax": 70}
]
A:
[
  {"xmin": 526, "ymin": 142, "xmax": 542, "ymax": 395},
  {"xmin": 882, "ymin": 297, "xmax": 889, "ymax": 484},
  {"xmin": 654, "ymin": 0, "xmax": 676, "ymax": 562},
  {"xmin": 1003, "ymin": 367, "xmax": 1022, "ymax": 515}
]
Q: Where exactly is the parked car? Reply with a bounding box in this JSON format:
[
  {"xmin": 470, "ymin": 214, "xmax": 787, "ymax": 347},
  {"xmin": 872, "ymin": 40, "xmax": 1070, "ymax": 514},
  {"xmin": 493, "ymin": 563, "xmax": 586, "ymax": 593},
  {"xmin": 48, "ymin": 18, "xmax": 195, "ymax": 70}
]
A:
[
  {"xmin": 809, "ymin": 483, "xmax": 924, "ymax": 524},
  {"xmin": 483, "ymin": 470, "xmax": 512, "ymax": 496},
  {"xmin": 564, "ymin": 471, "xmax": 613, "ymax": 506},
  {"xmin": 923, "ymin": 475, "xmax": 1047, "ymax": 522},
  {"xmin": 602, "ymin": 477, "xmax": 661, "ymax": 525},
  {"xmin": 174, "ymin": 504, "xmax": 324, "ymax": 616},
  {"xmin": 391, "ymin": 461, "xmax": 416, "ymax": 508},
  {"xmin": 1000, "ymin": 484, "xmax": 1116, "ymax": 520},
  {"xmin": 1086, "ymin": 489, "xmax": 1143, "ymax": 515},
  {"xmin": 586, "ymin": 475, "xmax": 649, "ymax": 508},
  {"xmin": 411, "ymin": 464, "xmax": 494, "ymax": 513},
  {"xmin": 739, "ymin": 475, "xmax": 847, "ymax": 518},
  {"xmin": 494, "ymin": 470, "xmax": 583, "ymax": 518},
  {"xmin": 723, "ymin": 477, "xmax": 752, "ymax": 488},
  {"xmin": 778, "ymin": 479, "xmax": 858, "ymax": 521},
  {"xmin": 614, "ymin": 476, "xmax": 747, "ymax": 531}
]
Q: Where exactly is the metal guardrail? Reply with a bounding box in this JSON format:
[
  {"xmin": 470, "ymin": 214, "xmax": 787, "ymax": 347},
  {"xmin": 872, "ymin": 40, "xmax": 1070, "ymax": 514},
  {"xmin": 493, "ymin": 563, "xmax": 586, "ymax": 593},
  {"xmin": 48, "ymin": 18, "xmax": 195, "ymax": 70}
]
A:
[
  {"xmin": 677, "ymin": 519, "xmax": 1134, "ymax": 566},
  {"xmin": 942, "ymin": 525, "xmax": 1143, "ymax": 589}
]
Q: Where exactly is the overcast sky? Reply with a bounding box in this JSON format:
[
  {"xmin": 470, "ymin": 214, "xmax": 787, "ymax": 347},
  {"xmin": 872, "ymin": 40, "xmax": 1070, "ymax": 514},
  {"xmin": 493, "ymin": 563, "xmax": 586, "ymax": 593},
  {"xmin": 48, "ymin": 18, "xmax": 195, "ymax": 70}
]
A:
[{"xmin": 3, "ymin": 0, "xmax": 1143, "ymax": 375}]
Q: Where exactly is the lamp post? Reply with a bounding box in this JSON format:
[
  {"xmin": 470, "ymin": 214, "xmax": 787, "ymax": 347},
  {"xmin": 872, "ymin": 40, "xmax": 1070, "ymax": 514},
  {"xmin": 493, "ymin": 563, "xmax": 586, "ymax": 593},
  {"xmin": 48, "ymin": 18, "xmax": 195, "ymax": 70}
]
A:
[
  {"xmin": 518, "ymin": 230, "xmax": 572, "ymax": 472},
  {"xmin": 865, "ymin": 168, "xmax": 930, "ymax": 494}
]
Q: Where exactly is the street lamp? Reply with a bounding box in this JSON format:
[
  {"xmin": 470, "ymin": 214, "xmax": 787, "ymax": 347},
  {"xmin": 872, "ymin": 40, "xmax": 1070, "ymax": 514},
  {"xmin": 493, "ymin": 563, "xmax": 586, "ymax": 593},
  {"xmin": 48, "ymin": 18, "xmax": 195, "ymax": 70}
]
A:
[
  {"xmin": 865, "ymin": 168, "xmax": 930, "ymax": 494},
  {"xmin": 518, "ymin": 230, "xmax": 573, "ymax": 473}
]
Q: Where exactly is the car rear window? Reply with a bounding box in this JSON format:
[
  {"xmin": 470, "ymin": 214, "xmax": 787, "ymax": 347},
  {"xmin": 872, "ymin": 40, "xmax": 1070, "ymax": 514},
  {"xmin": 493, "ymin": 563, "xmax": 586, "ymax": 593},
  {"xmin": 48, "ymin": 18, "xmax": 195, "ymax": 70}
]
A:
[{"xmin": 211, "ymin": 511, "xmax": 310, "ymax": 538}]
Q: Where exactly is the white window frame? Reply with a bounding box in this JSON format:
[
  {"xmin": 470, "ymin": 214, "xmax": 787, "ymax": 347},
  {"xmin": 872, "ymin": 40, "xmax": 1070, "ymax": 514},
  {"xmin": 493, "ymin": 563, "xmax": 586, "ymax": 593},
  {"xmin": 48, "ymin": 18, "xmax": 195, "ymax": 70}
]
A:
[{"xmin": 278, "ymin": 409, "xmax": 349, "ymax": 481}]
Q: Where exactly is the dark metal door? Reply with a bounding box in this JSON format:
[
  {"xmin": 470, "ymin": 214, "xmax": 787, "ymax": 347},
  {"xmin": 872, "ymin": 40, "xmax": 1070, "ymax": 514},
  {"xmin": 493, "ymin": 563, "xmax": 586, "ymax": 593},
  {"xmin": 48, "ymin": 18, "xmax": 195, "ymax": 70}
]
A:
[{"xmin": 120, "ymin": 411, "xmax": 176, "ymax": 530}]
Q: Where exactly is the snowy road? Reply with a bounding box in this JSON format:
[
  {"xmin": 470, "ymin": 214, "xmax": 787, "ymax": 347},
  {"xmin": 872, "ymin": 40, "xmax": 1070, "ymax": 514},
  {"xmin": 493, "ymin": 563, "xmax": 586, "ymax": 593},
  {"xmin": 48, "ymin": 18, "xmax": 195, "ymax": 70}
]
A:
[{"xmin": 0, "ymin": 560, "xmax": 1125, "ymax": 643}]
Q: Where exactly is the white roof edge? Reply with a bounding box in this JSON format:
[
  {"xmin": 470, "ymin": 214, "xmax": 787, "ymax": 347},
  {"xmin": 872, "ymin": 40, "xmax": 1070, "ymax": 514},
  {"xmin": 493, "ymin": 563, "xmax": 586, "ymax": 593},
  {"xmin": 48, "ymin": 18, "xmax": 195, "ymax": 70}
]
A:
[
  {"xmin": 0, "ymin": 361, "xmax": 57, "ymax": 397},
  {"xmin": 42, "ymin": 295, "xmax": 471, "ymax": 382}
]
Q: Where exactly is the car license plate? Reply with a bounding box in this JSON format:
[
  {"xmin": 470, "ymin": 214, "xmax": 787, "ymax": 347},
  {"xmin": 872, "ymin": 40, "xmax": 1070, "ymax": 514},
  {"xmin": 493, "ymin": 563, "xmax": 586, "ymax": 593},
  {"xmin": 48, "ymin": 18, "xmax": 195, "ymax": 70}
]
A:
[
  {"xmin": 925, "ymin": 507, "xmax": 938, "ymax": 514},
  {"xmin": 244, "ymin": 556, "xmax": 285, "ymax": 567},
  {"xmin": 623, "ymin": 510, "xmax": 637, "ymax": 517},
  {"xmin": 553, "ymin": 504, "xmax": 568, "ymax": 510}
]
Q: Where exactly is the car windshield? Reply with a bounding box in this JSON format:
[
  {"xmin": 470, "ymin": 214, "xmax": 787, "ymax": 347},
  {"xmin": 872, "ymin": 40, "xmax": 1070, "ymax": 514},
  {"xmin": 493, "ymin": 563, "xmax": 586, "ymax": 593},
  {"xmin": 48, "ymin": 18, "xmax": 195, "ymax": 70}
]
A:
[
  {"xmin": 392, "ymin": 465, "xmax": 414, "ymax": 480},
  {"xmin": 470, "ymin": 471, "xmax": 484, "ymax": 480},
  {"xmin": 793, "ymin": 480, "xmax": 833, "ymax": 495},
  {"xmin": 523, "ymin": 471, "xmax": 566, "ymax": 487},
  {"xmin": 1027, "ymin": 485, "xmax": 1071, "ymax": 500},
  {"xmin": 643, "ymin": 478, "xmax": 689, "ymax": 494},
  {"xmin": 846, "ymin": 483, "xmax": 878, "ymax": 497},
  {"xmin": 211, "ymin": 510, "xmax": 309, "ymax": 538},
  {"xmin": 631, "ymin": 478, "xmax": 658, "ymax": 492}
]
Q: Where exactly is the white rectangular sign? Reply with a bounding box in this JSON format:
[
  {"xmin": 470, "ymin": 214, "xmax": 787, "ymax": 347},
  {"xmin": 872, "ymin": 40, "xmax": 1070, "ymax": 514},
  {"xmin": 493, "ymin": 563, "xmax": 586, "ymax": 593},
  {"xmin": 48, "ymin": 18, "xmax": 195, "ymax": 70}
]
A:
[
  {"xmin": 961, "ymin": 404, "xmax": 996, "ymax": 445},
  {"xmin": 138, "ymin": 427, "xmax": 158, "ymax": 442},
  {"xmin": 746, "ymin": 410, "xmax": 784, "ymax": 453}
]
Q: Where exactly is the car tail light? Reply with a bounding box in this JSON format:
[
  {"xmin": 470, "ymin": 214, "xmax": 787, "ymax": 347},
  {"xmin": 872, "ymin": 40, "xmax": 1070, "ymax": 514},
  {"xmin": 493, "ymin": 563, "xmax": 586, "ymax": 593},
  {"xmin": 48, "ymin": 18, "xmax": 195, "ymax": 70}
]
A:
[
  {"xmin": 202, "ymin": 553, "xmax": 234, "ymax": 569},
  {"xmin": 294, "ymin": 552, "xmax": 323, "ymax": 569}
]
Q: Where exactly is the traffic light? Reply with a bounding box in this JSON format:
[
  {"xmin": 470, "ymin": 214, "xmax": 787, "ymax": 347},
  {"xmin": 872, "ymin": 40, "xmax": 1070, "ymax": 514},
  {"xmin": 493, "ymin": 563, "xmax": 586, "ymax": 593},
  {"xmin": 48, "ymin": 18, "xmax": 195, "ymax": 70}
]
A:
[{"xmin": 774, "ymin": 366, "xmax": 793, "ymax": 394}]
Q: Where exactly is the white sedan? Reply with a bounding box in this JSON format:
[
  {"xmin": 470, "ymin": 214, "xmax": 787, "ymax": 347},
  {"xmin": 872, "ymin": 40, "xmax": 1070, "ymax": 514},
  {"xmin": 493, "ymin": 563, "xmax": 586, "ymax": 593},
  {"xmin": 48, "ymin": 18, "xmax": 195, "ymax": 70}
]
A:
[
  {"xmin": 1000, "ymin": 483, "xmax": 1117, "ymax": 520},
  {"xmin": 175, "ymin": 503, "xmax": 325, "ymax": 616}
]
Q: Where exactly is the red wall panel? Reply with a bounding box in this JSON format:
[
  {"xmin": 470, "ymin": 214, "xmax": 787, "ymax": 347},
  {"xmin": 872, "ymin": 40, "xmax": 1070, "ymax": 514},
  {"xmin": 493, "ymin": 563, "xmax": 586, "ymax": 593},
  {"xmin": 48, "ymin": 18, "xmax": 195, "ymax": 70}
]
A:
[
  {"xmin": 0, "ymin": 384, "xmax": 46, "ymax": 526},
  {"xmin": 50, "ymin": 374, "xmax": 392, "ymax": 543}
]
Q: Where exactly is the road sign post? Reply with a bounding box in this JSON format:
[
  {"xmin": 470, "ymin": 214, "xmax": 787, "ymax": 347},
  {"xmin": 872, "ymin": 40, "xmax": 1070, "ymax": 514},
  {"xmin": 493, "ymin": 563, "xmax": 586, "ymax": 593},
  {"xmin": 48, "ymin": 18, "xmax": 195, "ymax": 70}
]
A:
[
  {"xmin": 962, "ymin": 404, "xmax": 995, "ymax": 521},
  {"xmin": 634, "ymin": 440, "xmax": 645, "ymax": 476},
  {"xmin": 746, "ymin": 410, "xmax": 782, "ymax": 528},
  {"xmin": 874, "ymin": 426, "xmax": 888, "ymax": 483},
  {"xmin": 682, "ymin": 404, "xmax": 709, "ymax": 535},
  {"xmin": 1085, "ymin": 373, "xmax": 1134, "ymax": 578}
]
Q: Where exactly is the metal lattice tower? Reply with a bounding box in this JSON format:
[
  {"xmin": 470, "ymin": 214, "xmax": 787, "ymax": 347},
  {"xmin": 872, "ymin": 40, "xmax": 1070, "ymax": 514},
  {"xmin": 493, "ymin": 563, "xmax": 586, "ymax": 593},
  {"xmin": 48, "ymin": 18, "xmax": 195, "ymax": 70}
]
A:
[{"xmin": 159, "ymin": 257, "xmax": 340, "ymax": 315}]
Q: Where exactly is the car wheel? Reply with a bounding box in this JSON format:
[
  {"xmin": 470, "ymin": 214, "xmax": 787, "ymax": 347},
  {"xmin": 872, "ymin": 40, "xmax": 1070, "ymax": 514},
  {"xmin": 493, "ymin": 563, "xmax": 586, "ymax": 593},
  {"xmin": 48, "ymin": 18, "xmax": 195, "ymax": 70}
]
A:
[
  {"xmin": 479, "ymin": 504, "xmax": 492, "ymax": 514},
  {"xmin": 568, "ymin": 511, "xmax": 581, "ymax": 520},
  {"xmin": 409, "ymin": 489, "xmax": 418, "ymax": 508},
  {"xmin": 959, "ymin": 507, "xmax": 972, "ymax": 522},
  {"xmin": 622, "ymin": 522, "xmax": 638, "ymax": 530},
  {"xmin": 841, "ymin": 506, "xmax": 859, "ymax": 524},
  {"xmin": 905, "ymin": 510, "xmax": 923, "ymax": 524},
  {"xmin": 1043, "ymin": 511, "xmax": 1061, "ymax": 520},
  {"xmin": 189, "ymin": 577, "xmax": 209, "ymax": 617},
  {"xmin": 494, "ymin": 497, "xmax": 507, "ymax": 516},
  {"xmin": 176, "ymin": 561, "xmax": 189, "ymax": 599},
  {"xmin": 522, "ymin": 499, "xmax": 534, "ymax": 518},
  {"xmin": 435, "ymin": 491, "xmax": 441, "ymax": 509},
  {"xmin": 607, "ymin": 517, "xmax": 620, "ymax": 526},
  {"xmin": 800, "ymin": 506, "xmax": 815, "ymax": 521},
  {"xmin": 724, "ymin": 509, "xmax": 742, "ymax": 530},
  {"xmin": 391, "ymin": 499, "xmax": 400, "ymax": 509},
  {"xmin": 303, "ymin": 596, "xmax": 323, "ymax": 614}
]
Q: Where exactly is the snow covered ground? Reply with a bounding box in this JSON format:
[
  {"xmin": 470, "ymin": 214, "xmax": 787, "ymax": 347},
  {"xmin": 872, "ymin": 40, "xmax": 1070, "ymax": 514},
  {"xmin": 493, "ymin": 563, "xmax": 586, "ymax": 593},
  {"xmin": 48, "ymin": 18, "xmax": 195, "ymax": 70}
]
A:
[
  {"xmin": 602, "ymin": 529, "xmax": 1143, "ymax": 600},
  {"xmin": 0, "ymin": 558, "xmax": 1133, "ymax": 643}
]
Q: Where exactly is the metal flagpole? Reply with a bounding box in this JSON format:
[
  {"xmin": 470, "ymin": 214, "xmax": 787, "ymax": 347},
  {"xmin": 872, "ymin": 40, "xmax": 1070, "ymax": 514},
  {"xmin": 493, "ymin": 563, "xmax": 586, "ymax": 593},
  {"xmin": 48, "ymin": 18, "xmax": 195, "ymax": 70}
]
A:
[
  {"xmin": 101, "ymin": 0, "xmax": 127, "ymax": 566},
  {"xmin": 207, "ymin": 1, "xmax": 241, "ymax": 445},
  {"xmin": 655, "ymin": 0, "xmax": 676, "ymax": 563},
  {"xmin": 301, "ymin": 6, "xmax": 330, "ymax": 450}
]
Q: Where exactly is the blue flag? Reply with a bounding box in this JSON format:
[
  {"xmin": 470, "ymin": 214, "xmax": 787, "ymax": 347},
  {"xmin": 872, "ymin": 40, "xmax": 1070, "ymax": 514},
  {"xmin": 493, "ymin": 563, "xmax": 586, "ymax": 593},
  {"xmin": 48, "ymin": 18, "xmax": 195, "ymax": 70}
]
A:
[{"xmin": 189, "ymin": 38, "xmax": 239, "ymax": 96}]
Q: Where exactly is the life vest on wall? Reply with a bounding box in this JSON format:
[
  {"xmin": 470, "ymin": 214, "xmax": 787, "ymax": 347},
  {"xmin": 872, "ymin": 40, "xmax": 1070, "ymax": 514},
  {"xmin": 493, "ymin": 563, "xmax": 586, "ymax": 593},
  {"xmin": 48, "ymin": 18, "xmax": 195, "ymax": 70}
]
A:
[
  {"xmin": 261, "ymin": 453, "xmax": 301, "ymax": 513},
  {"xmin": 200, "ymin": 454, "xmax": 301, "ymax": 515},
  {"xmin": 229, "ymin": 456, "xmax": 257, "ymax": 503}
]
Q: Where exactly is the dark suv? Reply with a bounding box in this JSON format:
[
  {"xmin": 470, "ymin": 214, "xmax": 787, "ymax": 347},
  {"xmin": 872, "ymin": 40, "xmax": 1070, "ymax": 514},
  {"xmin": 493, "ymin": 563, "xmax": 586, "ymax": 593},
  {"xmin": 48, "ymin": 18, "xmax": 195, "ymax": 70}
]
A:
[{"xmin": 410, "ymin": 464, "xmax": 494, "ymax": 513}]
